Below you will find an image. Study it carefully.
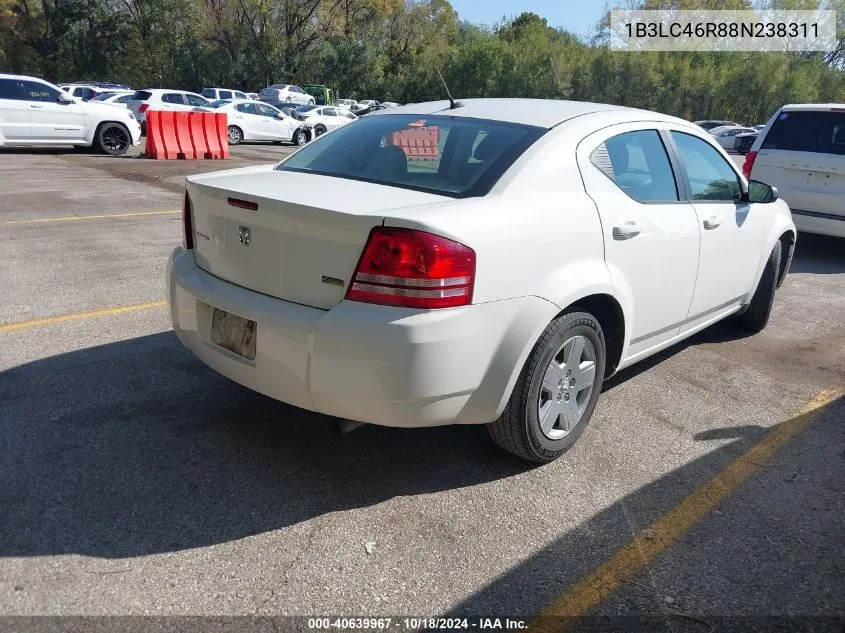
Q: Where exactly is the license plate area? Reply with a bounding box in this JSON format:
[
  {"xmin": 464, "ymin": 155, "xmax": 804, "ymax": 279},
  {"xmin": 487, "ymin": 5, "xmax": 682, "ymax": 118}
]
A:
[{"xmin": 210, "ymin": 308, "xmax": 257, "ymax": 360}]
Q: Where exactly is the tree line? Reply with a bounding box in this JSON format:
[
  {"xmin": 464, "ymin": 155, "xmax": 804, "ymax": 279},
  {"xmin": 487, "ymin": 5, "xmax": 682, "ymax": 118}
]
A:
[{"xmin": 1, "ymin": 0, "xmax": 844, "ymax": 124}]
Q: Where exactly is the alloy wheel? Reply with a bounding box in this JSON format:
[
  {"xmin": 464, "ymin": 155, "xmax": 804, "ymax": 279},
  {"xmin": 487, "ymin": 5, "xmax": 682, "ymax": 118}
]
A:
[{"xmin": 538, "ymin": 335, "xmax": 597, "ymax": 440}]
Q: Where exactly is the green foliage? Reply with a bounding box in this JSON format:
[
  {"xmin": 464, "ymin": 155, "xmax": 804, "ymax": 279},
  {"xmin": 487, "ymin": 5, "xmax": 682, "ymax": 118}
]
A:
[{"xmin": 0, "ymin": 0, "xmax": 843, "ymax": 123}]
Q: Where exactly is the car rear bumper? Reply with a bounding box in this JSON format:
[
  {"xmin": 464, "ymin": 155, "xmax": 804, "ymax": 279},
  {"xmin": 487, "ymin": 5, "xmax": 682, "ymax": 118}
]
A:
[
  {"xmin": 167, "ymin": 247, "xmax": 556, "ymax": 427},
  {"xmin": 792, "ymin": 209, "xmax": 845, "ymax": 238}
]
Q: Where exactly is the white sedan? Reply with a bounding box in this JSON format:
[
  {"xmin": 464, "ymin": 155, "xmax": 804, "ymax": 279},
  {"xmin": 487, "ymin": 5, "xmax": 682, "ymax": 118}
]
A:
[
  {"xmin": 711, "ymin": 125, "xmax": 757, "ymax": 150},
  {"xmin": 295, "ymin": 105, "xmax": 357, "ymax": 136},
  {"xmin": 196, "ymin": 99, "xmax": 311, "ymax": 146},
  {"xmin": 167, "ymin": 98, "xmax": 796, "ymax": 462}
]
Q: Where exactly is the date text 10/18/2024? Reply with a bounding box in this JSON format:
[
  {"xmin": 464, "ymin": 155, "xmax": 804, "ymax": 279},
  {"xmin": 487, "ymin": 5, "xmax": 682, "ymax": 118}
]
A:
[{"xmin": 307, "ymin": 618, "xmax": 528, "ymax": 630}]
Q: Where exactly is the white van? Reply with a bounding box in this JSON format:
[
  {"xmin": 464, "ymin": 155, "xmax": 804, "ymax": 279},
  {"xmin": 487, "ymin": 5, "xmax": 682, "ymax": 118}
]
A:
[
  {"xmin": 201, "ymin": 88, "xmax": 248, "ymax": 101},
  {"xmin": 745, "ymin": 104, "xmax": 845, "ymax": 238}
]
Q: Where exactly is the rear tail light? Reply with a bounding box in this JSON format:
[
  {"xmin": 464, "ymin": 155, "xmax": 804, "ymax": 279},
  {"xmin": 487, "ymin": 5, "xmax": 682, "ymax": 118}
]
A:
[
  {"xmin": 182, "ymin": 191, "xmax": 194, "ymax": 250},
  {"xmin": 742, "ymin": 150, "xmax": 758, "ymax": 180},
  {"xmin": 346, "ymin": 227, "xmax": 475, "ymax": 309},
  {"xmin": 138, "ymin": 103, "xmax": 149, "ymax": 113}
]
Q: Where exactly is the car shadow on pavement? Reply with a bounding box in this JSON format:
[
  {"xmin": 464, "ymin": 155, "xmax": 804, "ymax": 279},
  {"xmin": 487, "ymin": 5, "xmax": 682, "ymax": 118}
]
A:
[
  {"xmin": 788, "ymin": 233, "xmax": 845, "ymax": 275},
  {"xmin": 445, "ymin": 395, "xmax": 845, "ymax": 629},
  {"xmin": 0, "ymin": 331, "xmax": 528, "ymax": 559}
]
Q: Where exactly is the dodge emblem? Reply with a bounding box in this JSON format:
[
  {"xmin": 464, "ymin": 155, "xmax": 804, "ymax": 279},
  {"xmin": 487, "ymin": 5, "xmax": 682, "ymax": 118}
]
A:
[{"xmin": 238, "ymin": 225, "xmax": 251, "ymax": 246}]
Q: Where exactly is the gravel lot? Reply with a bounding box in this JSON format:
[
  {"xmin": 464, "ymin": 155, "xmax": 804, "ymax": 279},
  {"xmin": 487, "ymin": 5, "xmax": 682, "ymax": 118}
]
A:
[{"xmin": 0, "ymin": 146, "xmax": 842, "ymax": 629}]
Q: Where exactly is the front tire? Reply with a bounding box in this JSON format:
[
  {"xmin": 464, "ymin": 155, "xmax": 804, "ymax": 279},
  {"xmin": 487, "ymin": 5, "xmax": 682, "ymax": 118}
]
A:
[
  {"xmin": 488, "ymin": 311, "xmax": 606, "ymax": 463},
  {"xmin": 94, "ymin": 123, "xmax": 130, "ymax": 156},
  {"xmin": 735, "ymin": 240, "xmax": 781, "ymax": 333},
  {"xmin": 227, "ymin": 125, "xmax": 243, "ymax": 145},
  {"xmin": 294, "ymin": 128, "xmax": 308, "ymax": 146}
]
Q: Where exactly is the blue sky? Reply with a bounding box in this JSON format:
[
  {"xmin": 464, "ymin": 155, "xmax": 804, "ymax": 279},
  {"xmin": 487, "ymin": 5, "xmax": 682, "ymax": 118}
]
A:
[{"xmin": 448, "ymin": 0, "xmax": 608, "ymax": 37}]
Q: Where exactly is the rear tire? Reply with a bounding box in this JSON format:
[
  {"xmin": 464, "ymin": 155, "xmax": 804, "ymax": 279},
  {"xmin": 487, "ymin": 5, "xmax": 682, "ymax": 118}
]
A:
[
  {"xmin": 314, "ymin": 124, "xmax": 326, "ymax": 137},
  {"xmin": 735, "ymin": 240, "xmax": 781, "ymax": 333},
  {"xmin": 94, "ymin": 123, "xmax": 130, "ymax": 156},
  {"xmin": 227, "ymin": 125, "xmax": 242, "ymax": 145},
  {"xmin": 488, "ymin": 311, "xmax": 606, "ymax": 463}
]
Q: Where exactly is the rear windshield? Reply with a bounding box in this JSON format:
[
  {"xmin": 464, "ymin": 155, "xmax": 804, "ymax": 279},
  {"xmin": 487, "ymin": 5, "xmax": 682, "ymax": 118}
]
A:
[
  {"xmin": 202, "ymin": 89, "xmax": 215, "ymax": 98},
  {"xmin": 276, "ymin": 114, "xmax": 545, "ymax": 198},
  {"xmin": 131, "ymin": 90, "xmax": 152, "ymax": 101},
  {"xmin": 762, "ymin": 110, "xmax": 845, "ymax": 155}
]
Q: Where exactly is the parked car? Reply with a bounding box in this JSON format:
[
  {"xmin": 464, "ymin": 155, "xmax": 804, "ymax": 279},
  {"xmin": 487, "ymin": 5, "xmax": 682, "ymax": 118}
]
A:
[
  {"xmin": 733, "ymin": 132, "xmax": 758, "ymax": 155},
  {"xmin": 246, "ymin": 93, "xmax": 259, "ymax": 100},
  {"xmin": 167, "ymin": 98, "xmax": 795, "ymax": 463},
  {"xmin": 126, "ymin": 89, "xmax": 209, "ymax": 134},
  {"xmin": 90, "ymin": 91, "xmax": 135, "ymax": 107},
  {"xmin": 259, "ymin": 84, "xmax": 315, "ymax": 106},
  {"xmin": 711, "ymin": 126, "xmax": 756, "ymax": 150},
  {"xmin": 294, "ymin": 105, "xmax": 357, "ymax": 135},
  {"xmin": 201, "ymin": 88, "xmax": 249, "ymax": 101},
  {"xmin": 59, "ymin": 84, "xmax": 119, "ymax": 101},
  {"xmin": 337, "ymin": 99, "xmax": 358, "ymax": 110},
  {"xmin": 194, "ymin": 99, "xmax": 311, "ymax": 146},
  {"xmin": 0, "ymin": 73, "xmax": 141, "ymax": 155},
  {"xmin": 694, "ymin": 119, "xmax": 740, "ymax": 131},
  {"xmin": 745, "ymin": 104, "xmax": 845, "ymax": 238},
  {"xmin": 381, "ymin": 101, "xmax": 400, "ymax": 108}
]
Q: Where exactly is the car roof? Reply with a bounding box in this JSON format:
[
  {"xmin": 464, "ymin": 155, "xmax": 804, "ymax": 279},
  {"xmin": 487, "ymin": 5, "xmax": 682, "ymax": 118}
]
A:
[
  {"xmin": 368, "ymin": 98, "xmax": 681, "ymax": 129},
  {"xmin": 0, "ymin": 73, "xmax": 53, "ymax": 83},
  {"xmin": 778, "ymin": 103, "xmax": 845, "ymax": 111}
]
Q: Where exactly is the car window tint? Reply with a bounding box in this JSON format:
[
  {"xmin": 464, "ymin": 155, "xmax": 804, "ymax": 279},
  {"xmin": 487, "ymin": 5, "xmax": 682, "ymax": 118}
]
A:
[
  {"xmin": 258, "ymin": 104, "xmax": 278, "ymax": 117},
  {"xmin": 235, "ymin": 92, "xmax": 246, "ymax": 99},
  {"xmin": 237, "ymin": 103, "xmax": 258, "ymax": 115},
  {"xmin": 115, "ymin": 95, "xmax": 131, "ymax": 104},
  {"xmin": 186, "ymin": 94, "xmax": 207, "ymax": 106},
  {"xmin": 278, "ymin": 114, "xmax": 544, "ymax": 198},
  {"xmin": 219, "ymin": 90, "xmax": 232, "ymax": 100},
  {"xmin": 132, "ymin": 90, "xmax": 152, "ymax": 101},
  {"xmin": 20, "ymin": 81, "xmax": 61, "ymax": 102},
  {"xmin": 163, "ymin": 93, "xmax": 185, "ymax": 104},
  {"xmin": 0, "ymin": 78, "xmax": 21, "ymax": 99},
  {"xmin": 202, "ymin": 89, "xmax": 215, "ymax": 98},
  {"xmin": 323, "ymin": 108, "xmax": 337, "ymax": 117},
  {"xmin": 761, "ymin": 110, "xmax": 845, "ymax": 155},
  {"xmin": 671, "ymin": 132, "xmax": 742, "ymax": 202},
  {"xmin": 590, "ymin": 130, "xmax": 679, "ymax": 203}
]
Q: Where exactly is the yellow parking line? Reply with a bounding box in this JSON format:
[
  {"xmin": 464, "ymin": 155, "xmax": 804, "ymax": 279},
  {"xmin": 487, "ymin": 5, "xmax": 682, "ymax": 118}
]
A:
[
  {"xmin": 0, "ymin": 300, "xmax": 167, "ymax": 333},
  {"xmin": 533, "ymin": 387, "xmax": 840, "ymax": 631},
  {"xmin": 2, "ymin": 210, "xmax": 179, "ymax": 225}
]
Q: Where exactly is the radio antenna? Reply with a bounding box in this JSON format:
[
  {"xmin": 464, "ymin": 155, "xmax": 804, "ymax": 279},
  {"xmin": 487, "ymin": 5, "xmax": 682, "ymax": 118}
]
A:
[{"xmin": 436, "ymin": 67, "xmax": 462, "ymax": 109}]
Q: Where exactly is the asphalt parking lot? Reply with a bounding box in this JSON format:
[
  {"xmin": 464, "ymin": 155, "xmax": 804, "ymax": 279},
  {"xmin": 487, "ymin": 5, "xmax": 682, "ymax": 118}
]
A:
[{"xmin": 0, "ymin": 146, "xmax": 843, "ymax": 630}]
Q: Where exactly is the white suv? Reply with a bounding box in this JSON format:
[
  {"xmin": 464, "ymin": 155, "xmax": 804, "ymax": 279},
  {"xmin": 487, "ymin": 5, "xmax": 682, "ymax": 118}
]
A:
[
  {"xmin": 0, "ymin": 74, "xmax": 141, "ymax": 155},
  {"xmin": 126, "ymin": 89, "xmax": 209, "ymax": 134},
  {"xmin": 745, "ymin": 104, "xmax": 845, "ymax": 238}
]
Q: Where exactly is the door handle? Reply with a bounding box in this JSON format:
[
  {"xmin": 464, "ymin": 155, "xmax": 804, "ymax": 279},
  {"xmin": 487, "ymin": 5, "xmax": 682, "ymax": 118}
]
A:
[
  {"xmin": 29, "ymin": 104, "xmax": 43, "ymax": 109},
  {"xmin": 612, "ymin": 221, "xmax": 641, "ymax": 240},
  {"xmin": 703, "ymin": 216, "xmax": 721, "ymax": 230}
]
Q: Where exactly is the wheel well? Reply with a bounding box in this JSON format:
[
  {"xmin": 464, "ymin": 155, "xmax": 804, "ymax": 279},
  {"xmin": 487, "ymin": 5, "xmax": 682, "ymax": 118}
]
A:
[
  {"xmin": 565, "ymin": 294, "xmax": 625, "ymax": 377},
  {"xmin": 93, "ymin": 121, "xmax": 130, "ymax": 146},
  {"xmin": 777, "ymin": 230, "xmax": 796, "ymax": 287}
]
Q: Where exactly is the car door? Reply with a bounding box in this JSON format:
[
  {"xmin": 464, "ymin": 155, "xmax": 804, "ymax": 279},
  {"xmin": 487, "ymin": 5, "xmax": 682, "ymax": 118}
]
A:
[
  {"xmin": 668, "ymin": 130, "xmax": 766, "ymax": 326},
  {"xmin": 578, "ymin": 125, "xmax": 701, "ymax": 359},
  {"xmin": 160, "ymin": 92, "xmax": 187, "ymax": 111},
  {"xmin": 232, "ymin": 102, "xmax": 263, "ymax": 140},
  {"xmin": 0, "ymin": 78, "xmax": 31, "ymax": 141},
  {"xmin": 256, "ymin": 103, "xmax": 292, "ymax": 140},
  {"xmin": 320, "ymin": 107, "xmax": 342, "ymax": 129},
  {"xmin": 20, "ymin": 80, "xmax": 84, "ymax": 141},
  {"xmin": 184, "ymin": 93, "xmax": 208, "ymax": 111}
]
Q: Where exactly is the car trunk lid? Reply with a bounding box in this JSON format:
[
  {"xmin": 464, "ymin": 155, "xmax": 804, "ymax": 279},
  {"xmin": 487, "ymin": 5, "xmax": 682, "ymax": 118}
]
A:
[{"xmin": 186, "ymin": 166, "xmax": 448, "ymax": 310}]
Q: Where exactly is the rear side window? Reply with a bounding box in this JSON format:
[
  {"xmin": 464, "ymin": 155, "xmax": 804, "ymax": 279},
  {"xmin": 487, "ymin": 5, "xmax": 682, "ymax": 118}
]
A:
[
  {"xmin": 132, "ymin": 90, "xmax": 152, "ymax": 101},
  {"xmin": 277, "ymin": 114, "xmax": 545, "ymax": 198},
  {"xmin": 590, "ymin": 130, "xmax": 679, "ymax": 203},
  {"xmin": 671, "ymin": 132, "xmax": 742, "ymax": 202},
  {"xmin": 0, "ymin": 78, "xmax": 21, "ymax": 99},
  {"xmin": 762, "ymin": 110, "xmax": 845, "ymax": 155}
]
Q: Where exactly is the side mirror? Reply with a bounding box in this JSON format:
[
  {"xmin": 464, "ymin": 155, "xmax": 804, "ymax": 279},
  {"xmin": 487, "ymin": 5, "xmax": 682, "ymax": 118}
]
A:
[
  {"xmin": 748, "ymin": 179, "xmax": 778, "ymax": 203},
  {"xmin": 57, "ymin": 92, "xmax": 74, "ymax": 104}
]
